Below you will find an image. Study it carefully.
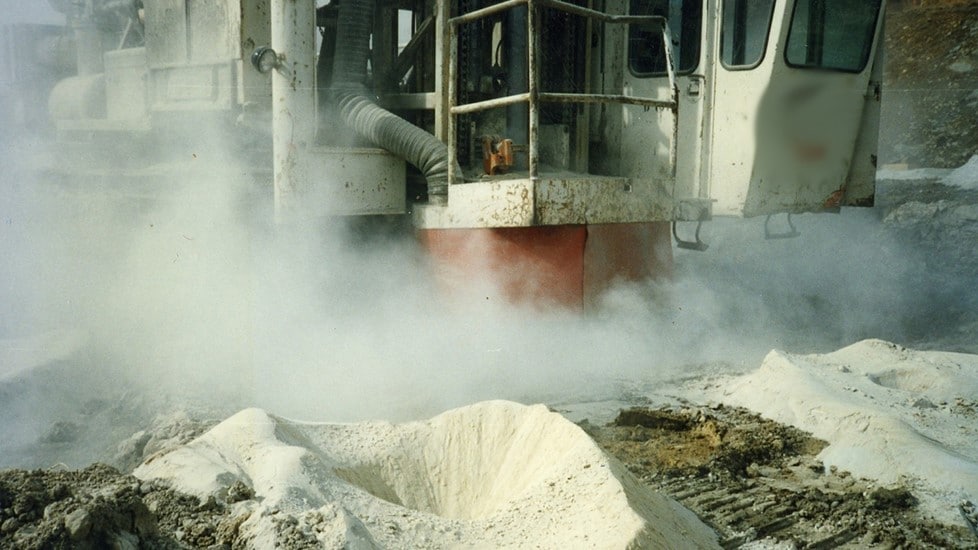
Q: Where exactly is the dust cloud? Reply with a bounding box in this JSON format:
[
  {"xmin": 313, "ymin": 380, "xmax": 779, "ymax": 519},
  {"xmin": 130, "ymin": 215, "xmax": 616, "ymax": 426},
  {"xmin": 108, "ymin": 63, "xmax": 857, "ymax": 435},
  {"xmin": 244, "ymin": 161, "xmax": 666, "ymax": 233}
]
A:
[{"xmin": 2, "ymin": 124, "xmax": 967, "ymax": 436}]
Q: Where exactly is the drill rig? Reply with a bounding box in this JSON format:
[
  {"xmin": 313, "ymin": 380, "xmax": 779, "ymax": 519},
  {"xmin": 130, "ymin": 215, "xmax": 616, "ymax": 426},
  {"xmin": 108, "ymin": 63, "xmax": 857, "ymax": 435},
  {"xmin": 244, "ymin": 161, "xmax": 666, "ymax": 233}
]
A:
[{"xmin": 43, "ymin": 0, "xmax": 886, "ymax": 307}]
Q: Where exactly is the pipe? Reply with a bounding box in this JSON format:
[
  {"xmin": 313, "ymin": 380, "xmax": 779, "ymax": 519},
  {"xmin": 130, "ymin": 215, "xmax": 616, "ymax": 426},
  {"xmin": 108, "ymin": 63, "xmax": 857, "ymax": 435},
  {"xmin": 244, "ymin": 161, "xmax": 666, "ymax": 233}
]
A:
[
  {"xmin": 271, "ymin": 0, "xmax": 317, "ymax": 220},
  {"xmin": 329, "ymin": 0, "xmax": 458, "ymax": 197}
]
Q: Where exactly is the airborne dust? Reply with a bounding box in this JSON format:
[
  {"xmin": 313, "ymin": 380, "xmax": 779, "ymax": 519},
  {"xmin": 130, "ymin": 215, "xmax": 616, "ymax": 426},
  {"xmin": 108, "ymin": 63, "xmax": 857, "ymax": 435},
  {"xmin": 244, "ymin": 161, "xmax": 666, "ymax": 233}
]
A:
[{"xmin": 1, "ymin": 3, "xmax": 977, "ymax": 469}]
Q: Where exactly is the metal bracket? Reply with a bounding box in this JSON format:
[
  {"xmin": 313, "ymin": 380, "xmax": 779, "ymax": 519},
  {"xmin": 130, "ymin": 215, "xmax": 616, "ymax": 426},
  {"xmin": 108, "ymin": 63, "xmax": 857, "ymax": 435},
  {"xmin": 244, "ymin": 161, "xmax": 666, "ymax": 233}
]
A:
[
  {"xmin": 764, "ymin": 213, "xmax": 801, "ymax": 240},
  {"xmin": 672, "ymin": 220, "xmax": 708, "ymax": 251}
]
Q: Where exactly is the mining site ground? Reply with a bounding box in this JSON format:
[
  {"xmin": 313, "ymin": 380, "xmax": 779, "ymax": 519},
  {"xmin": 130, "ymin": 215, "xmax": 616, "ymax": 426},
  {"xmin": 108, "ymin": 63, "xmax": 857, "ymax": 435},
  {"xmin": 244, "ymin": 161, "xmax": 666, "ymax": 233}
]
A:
[
  {"xmin": 588, "ymin": 405, "xmax": 977, "ymax": 549},
  {"xmin": 2, "ymin": 1, "xmax": 978, "ymax": 549},
  {"xmin": 2, "ymin": 403, "xmax": 975, "ymax": 549}
]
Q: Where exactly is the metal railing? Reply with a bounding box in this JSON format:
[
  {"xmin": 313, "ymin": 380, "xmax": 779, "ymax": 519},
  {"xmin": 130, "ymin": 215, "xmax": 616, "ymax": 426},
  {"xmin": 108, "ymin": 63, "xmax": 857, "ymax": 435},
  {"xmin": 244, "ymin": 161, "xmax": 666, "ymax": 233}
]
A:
[{"xmin": 446, "ymin": 0, "xmax": 679, "ymax": 186}]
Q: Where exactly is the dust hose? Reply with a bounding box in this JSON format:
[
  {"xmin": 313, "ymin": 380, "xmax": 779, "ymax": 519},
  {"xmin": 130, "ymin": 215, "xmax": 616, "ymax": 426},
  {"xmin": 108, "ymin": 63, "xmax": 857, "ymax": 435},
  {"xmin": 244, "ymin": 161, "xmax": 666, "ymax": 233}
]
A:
[{"xmin": 329, "ymin": 0, "xmax": 457, "ymax": 196}]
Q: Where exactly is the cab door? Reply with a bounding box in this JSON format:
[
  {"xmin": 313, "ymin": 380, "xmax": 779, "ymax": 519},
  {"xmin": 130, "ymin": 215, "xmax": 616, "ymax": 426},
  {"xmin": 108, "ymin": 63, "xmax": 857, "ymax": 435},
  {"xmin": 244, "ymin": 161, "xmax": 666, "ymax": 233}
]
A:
[
  {"xmin": 707, "ymin": 0, "xmax": 885, "ymax": 217},
  {"xmin": 618, "ymin": 0, "xmax": 707, "ymax": 208}
]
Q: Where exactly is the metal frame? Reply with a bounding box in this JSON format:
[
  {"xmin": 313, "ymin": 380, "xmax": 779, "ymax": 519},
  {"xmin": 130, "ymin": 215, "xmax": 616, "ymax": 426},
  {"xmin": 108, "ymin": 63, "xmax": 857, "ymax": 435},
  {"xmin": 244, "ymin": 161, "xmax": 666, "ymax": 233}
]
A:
[{"xmin": 446, "ymin": 0, "xmax": 679, "ymax": 186}]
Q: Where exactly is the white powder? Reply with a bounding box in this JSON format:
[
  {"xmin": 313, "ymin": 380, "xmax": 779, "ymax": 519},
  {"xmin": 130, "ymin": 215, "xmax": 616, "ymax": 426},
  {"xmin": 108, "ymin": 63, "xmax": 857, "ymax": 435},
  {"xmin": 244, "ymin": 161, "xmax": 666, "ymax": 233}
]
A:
[
  {"xmin": 135, "ymin": 400, "xmax": 719, "ymax": 548},
  {"xmin": 709, "ymin": 339, "xmax": 978, "ymax": 523}
]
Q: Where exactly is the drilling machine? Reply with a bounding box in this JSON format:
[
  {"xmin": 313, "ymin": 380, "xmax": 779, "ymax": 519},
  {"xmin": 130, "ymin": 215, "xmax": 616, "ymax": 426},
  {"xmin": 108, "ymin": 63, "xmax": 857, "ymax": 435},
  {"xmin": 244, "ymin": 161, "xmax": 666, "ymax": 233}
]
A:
[{"xmin": 43, "ymin": 0, "xmax": 887, "ymax": 308}]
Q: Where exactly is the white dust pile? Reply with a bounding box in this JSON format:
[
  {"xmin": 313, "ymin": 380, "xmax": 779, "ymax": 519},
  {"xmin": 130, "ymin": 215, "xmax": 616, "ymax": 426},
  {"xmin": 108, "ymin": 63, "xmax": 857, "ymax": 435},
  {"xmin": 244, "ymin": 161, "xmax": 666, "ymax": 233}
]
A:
[
  {"xmin": 710, "ymin": 339, "xmax": 978, "ymax": 522},
  {"xmin": 134, "ymin": 400, "xmax": 718, "ymax": 548}
]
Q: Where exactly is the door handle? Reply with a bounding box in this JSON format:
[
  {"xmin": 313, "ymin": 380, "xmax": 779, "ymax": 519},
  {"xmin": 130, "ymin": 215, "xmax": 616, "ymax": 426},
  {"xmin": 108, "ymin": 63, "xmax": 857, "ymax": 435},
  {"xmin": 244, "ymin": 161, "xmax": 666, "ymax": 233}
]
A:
[{"xmin": 687, "ymin": 76, "xmax": 705, "ymax": 97}]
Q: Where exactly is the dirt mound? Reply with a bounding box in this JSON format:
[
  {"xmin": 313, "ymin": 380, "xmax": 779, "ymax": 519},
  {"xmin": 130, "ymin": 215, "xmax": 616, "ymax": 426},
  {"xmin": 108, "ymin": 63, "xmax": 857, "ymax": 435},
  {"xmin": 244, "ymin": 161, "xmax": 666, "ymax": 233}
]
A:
[{"xmin": 0, "ymin": 463, "xmax": 240, "ymax": 549}]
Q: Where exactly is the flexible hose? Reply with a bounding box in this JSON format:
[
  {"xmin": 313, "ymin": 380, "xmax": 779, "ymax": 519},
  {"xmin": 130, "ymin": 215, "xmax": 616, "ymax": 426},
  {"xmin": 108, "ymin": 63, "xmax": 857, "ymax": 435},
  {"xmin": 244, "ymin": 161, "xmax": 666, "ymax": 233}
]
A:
[{"xmin": 329, "ymin": 0, "xmax": 457, "ymax": 196}]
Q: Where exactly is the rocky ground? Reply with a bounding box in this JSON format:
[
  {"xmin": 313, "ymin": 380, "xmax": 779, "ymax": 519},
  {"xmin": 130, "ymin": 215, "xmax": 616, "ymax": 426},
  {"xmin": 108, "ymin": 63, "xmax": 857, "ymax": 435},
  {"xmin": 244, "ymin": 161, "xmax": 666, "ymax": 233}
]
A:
[
  {"xmin": 0, "ymin": 411, "xmax": 228, "ymax": 549},
  {"xmin": 0, "ymin": 465, "xmax": 239, "ymax": 549}
]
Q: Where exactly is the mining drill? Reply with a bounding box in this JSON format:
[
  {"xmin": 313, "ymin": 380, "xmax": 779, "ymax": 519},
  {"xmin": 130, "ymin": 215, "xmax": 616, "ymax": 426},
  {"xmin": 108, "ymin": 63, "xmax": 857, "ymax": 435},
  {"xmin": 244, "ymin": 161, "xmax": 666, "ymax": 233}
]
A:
[{"xmin": 36, "ymin": 0, "xmax": 886, "ymax": 307}]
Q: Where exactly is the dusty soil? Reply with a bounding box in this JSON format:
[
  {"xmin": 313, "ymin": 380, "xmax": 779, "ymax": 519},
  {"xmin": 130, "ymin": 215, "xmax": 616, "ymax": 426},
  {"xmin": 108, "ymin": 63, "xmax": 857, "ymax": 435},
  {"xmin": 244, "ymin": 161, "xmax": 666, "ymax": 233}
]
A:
[
  {"xmin": 587, "ymin": 405, "xmax": 978, "ymax": 549},
  {"xmin": 0, "ymin": 464, "xmax": 247, "ymax": 549},
  {"xmin": 6, "ymin": 404, "xmax": 972, "ymax": 549},
  {"xmin": 0, "ymin": 412, "xmax": 232, "ymax": 548}
]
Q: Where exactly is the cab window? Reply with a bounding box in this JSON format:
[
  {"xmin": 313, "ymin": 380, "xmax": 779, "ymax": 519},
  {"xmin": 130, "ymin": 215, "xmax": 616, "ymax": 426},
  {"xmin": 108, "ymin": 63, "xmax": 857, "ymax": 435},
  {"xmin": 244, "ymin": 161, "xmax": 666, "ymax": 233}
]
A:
[
  {"xmin": 628, "ymin": 0, "xmax": 702, "ymax": 76},
  {"xmin": 720, "ymin": 0, "xmax": 776, "ymax": 68},
  {"xmin": 785, "ymin": 0, "xmax": 882, "ymax": 72}
]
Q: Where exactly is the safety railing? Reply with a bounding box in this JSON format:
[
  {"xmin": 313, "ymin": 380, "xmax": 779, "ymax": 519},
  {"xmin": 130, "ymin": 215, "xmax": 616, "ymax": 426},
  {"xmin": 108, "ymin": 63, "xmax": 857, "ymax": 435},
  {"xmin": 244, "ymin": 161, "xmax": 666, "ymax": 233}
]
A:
[{"xmin": 447, "ymin": 0, "xmax": 679, "ymax": 186}]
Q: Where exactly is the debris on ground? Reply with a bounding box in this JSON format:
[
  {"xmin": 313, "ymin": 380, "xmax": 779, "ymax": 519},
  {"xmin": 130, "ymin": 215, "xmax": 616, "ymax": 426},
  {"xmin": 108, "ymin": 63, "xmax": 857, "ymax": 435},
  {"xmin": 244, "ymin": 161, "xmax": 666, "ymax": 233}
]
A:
[
  {"xmin": 588, "ymin": 405, "xmax": 977, "ymax": 548},
  {"xmin": 0, "ymin": 464, "xmax": 233, "ymax": 549}
]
